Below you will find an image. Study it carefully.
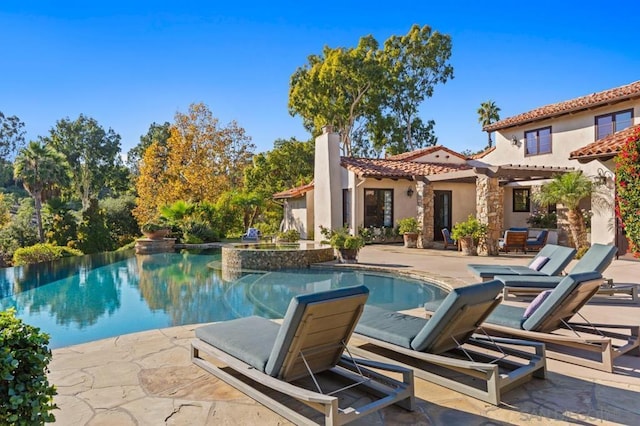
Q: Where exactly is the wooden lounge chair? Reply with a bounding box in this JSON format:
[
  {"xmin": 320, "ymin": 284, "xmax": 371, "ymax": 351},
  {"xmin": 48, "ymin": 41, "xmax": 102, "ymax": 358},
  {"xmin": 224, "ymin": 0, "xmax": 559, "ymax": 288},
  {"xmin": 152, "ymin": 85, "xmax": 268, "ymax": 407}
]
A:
[
  {"xmin": 441, "ymin": 228, "xmax": 458, "ymax": 250},
  {"xmin": 498, "ymin": 230, "xmax": 528, "ymax": 253},
  {"xmin": 495, "ymin": 244, "xmax": 618, "ymax": 298},
  {"xmin": 483, "ymin": 271, "xmax": 640, "ymax": 372},
  {"xmin": 191, "ymin": 285, "xmax": 415, "ymax": 425},
  {"xmin": 468, "ymin": 244, "xmax": 576, "ymax": 281},
  {"xmin": 350, "ymin": 280, "xmax": 546, "ymax": 405}
]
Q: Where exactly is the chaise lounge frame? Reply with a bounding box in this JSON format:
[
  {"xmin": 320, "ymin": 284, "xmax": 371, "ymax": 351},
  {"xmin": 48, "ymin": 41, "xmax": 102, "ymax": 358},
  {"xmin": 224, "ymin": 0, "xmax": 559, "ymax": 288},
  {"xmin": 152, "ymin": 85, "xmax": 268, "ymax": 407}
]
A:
[
  {"xmin": 483, "ymin": 272, "xmax": 640, "ymax": 372},
  {"xmin": 350, "ymin": 281, "xmax": 546, "ymax": 405},
  {"xmin": 191, "ymin": 286, "xmax": 415, "ymax": 426}
]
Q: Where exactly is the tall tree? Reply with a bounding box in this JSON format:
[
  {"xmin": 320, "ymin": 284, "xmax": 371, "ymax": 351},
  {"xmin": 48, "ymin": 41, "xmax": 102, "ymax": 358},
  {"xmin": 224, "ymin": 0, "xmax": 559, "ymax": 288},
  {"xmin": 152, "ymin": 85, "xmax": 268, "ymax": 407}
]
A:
[
  {"xmin": 42, "ymin": 114, "xmax": 123, "ymax": 209},
  {"xmin": 289, "ymin": 36, "xmax": 383, "ymax": 156},
  {"xmin": 477, "ymin": 100, "xmax": 501, "ymax": 148},
  {"xmin": 374, "ymin": 24, "xmax": 453, "ymax": 154},
  {"xmin": 288, "ymin": 25, "xmax": 453, "ymax": 157},
  {"xmin": 0, "ymin": 112, "xmax": 26, "ymax": 160},
  {"xmin": 14, "ymin": 141, "xmax": 70, "ymax": 242},
  {"xmin": 126, "ymin": 122, "xmax": 171, "ymax": 176},
  {"xmin": 133, "ymin": 103, "xmax": 255, "ymax": 223},
  {"xmin": 534, "ymin": 171, "xmax": 592, "ymax": 250}
]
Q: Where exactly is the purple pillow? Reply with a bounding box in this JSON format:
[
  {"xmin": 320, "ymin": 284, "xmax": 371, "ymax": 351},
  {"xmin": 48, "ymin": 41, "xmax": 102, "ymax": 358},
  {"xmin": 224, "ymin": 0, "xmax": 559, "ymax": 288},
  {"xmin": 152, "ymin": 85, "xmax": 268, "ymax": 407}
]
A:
[
  {"xmin": 523, "ymin": 290, "xmax": 553, "ymax": 319},
  {"xmin": 528, "ymin": 256, "xmax": 550, "ymax": 271}
]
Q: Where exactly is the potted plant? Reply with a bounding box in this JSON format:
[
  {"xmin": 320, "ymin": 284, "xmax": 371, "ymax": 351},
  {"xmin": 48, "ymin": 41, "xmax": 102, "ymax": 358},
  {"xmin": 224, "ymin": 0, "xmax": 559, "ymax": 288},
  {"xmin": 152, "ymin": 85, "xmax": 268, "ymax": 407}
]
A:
[
  {"xmin": 397, "ymin": 217, "xmax": 420, "ymax": 248},
  {"xmin": 141, "ymin": 220, "xmax": 171, "ymax": 240},
  {"xmin": 451, "ymin": 215, "xmax": 487, "ymax": 256},
  {"xmin": 326, "ymin": 227, "xmax": 365, "ymax": 263}
]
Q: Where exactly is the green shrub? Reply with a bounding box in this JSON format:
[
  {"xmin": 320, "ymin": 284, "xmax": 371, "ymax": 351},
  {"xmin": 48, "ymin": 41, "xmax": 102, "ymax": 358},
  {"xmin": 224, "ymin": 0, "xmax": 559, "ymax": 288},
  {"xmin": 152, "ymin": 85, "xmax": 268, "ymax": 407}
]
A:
[
  {"xmin": 181, "ymin": 220, "xmax": 219, "ymax": 244},
  {"xmin": 616, "ymin": 126, "xmax": 640, "ymax": 257},
  {"xmin": 397, "ymin": 217, "xmax": 420, "ymax": 234},
  {"xmin": 325, "ymin": 227, "xmax": 365, "ymax": 250},
  {"xmin": 277, "ymin": 229, "xmax": 300, "ymax": 242},
  {"xmin": 13, "ymin": 244, "xmax": 83, "ymax": 266},
  {"xmin": 0, "ymin": 308, "xmax": 57, "ymax": 424},
  {"xmin": 451, "ymin": 215, "xmax": 488, "ymax": 243}
]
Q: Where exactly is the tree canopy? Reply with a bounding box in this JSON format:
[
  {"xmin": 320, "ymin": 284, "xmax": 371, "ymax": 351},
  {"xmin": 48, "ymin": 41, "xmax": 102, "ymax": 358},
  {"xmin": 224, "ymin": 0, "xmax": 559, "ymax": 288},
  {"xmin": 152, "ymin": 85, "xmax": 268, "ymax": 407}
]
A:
[
  {"xmin": 41, "ymin": 114, "xmax": 124, "ymax": 209},
  {"xmin": 477, "ymin": 100, "xmax": 501, "ymax": 148},
  {"xmin": 288, "ymin": 24, "xmax": 453, "ymax": 157},
  {"xmin": 0, "ymin": 112, "xmax": 26, "ymax": 160},
  {"xmin": 126, "ymin": 122, "xmax": 171, "ymax": 176},
  {"xmin": 133, "ymin": 103, "xmax": 255, "ymax": 223}
]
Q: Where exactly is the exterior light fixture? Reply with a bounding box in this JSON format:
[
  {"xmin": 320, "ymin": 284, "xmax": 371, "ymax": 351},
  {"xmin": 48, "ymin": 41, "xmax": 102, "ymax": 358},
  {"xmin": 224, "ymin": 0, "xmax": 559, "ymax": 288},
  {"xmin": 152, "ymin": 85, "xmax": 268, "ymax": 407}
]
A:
[
  {"xmin": 596, "ymin": 168, "xmax": 614, "ymax": 185},
  {"xmin": 406, "ymin": 187, "xmax": 414, "ymax": 197},
  {"xmin": 511, "ymin": 135, "xmax": 519, "ymax": 146}
]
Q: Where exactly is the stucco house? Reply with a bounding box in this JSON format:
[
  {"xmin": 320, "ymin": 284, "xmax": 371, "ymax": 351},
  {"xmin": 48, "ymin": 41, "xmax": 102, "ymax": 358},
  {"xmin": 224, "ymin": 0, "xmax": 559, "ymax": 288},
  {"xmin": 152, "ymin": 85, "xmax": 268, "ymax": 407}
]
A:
[{"xmin": 275, "ymin": 80, "xmax": 640, "ymax": 256}]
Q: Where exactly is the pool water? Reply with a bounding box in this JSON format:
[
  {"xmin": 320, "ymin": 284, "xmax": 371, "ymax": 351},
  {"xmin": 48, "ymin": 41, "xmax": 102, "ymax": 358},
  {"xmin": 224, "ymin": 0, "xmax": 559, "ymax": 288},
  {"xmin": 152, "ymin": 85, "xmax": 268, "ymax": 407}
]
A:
[{"xmin": 0, "ymin": 249, "xmax": 447, "ymax": 349}]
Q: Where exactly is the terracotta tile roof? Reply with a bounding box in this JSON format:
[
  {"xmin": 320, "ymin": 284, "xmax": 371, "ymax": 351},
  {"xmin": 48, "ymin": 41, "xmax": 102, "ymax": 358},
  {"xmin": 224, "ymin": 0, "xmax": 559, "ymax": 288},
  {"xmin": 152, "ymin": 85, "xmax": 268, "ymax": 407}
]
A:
[
  {"xmin": 341, "ymin": 157, "xmax": 471, "ymax": 179},
  {"xmin": 470, "ymin": 146, "xmax": 495, "ymax": 159},
  {"xmin": 485, "ymin": 81, "xmax": 640, "ymax": 131},
  {"xmin": 569, "ymin": 124, "xmax": 640, "ymax": 161},
  {"xmin": 386, "ymin": 145, "xmax": 467, "ymax": 161},
  {"xmin": 273, "ymin": 181, "xmax": 314, "ymax": 199}
]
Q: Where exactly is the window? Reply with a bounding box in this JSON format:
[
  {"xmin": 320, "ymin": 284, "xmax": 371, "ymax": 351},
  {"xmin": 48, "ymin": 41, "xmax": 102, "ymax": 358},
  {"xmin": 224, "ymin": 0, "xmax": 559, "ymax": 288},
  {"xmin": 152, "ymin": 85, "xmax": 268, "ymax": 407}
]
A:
[
  {"xmin": 342, "ymin": 189, "xmax": 351, "ymax": 227},
  {"xmin": 513, "ymin": 188, "xmax": 530, "ymax": 212},
  {"xmin": 524, "ymin": 127, "xmax": 552, "ymax": 156},
  {"xmin": 595, "ymin": 109, "xmax": 633, "ymax": 140},
  {"xmin": 364, "ymin": 189, "xmax": 393, "ymax": 228}
]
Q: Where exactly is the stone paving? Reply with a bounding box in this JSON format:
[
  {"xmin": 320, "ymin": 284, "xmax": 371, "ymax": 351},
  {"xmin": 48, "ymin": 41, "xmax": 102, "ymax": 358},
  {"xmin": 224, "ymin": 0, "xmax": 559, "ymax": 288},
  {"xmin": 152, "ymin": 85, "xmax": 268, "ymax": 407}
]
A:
[{"xmin": 48, "ymin": 245, "xmax": 640, "ymax": 425}]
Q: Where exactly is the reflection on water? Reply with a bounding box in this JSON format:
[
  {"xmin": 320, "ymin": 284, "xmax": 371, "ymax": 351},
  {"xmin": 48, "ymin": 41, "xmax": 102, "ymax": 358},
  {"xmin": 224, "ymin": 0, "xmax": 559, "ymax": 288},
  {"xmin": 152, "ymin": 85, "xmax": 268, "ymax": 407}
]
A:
[{"xmin": 0, "ymin": 250, "xmax": 447, "ymax": 349}]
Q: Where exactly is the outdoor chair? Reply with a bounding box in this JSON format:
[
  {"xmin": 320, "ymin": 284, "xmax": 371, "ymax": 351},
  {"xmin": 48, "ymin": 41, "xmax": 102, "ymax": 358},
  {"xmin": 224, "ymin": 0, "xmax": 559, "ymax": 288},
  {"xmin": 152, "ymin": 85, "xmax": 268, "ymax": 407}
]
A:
[
  {"xmin": 482, "ymin": 271, "xmax": 640, "ymax": 372},
  {"xmin": 468, "ymin": 244, "xmax": 576, "ymax": 281},
  {"xmin": 526, "ymin": 230, "xmax": 549, "ymax": 252},
  {"xmin": 191, "ymin": 285, "xmax": 415, "ymax": 425},
  {"xmin": 441, "ymin": 228, "xmax": 458, "ymax": 250},
  {"xmin": 495, "ymin": 244, "xmax": 618, "ymax": 298},
  {"xmin": 350, "ymin": 280, "xmax": 546, "ymax": 405},
  {"xmin": 241, "ymin": 227, "xmax": 260, "ymax": 242},
  {"xmin": 498, "ymin": 230, "xmax": 528, "ymax": 253}
]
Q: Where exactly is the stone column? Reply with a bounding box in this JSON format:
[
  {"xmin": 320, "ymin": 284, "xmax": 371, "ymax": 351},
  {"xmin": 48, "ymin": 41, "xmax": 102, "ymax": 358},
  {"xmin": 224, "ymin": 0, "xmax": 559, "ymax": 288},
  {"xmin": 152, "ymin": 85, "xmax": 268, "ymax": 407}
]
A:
[
  {"xmin": 476, "ymin": 175, "xmax": 503, "ymax": 256},
  {"xmin": 416, "ymin": 180, "xmax": 434, "ymax": 248}
]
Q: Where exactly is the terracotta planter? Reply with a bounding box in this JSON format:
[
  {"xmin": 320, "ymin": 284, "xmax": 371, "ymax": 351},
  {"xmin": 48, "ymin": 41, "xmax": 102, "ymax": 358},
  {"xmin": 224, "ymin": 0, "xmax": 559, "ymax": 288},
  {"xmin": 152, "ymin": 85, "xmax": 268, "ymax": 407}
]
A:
[
  {"xmin": 337, "ymin": 248, "xmax": 359, "ymax": 263},
  {"xmin": 403, "ymin": 233, "xmax": 418, "ymax": 248},
  {"xmin": 458, "ymin": 237, "xmax": 477, "ymax": 256},
  {"xmin": 142, "ymin": 229, "xmax": 170, "ymax": 240}
]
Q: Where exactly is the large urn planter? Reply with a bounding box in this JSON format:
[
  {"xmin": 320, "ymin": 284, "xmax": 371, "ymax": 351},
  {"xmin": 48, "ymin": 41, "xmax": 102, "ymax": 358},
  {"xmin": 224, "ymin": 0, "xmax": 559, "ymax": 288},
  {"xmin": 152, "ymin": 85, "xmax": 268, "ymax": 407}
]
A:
[
  {"xmin": 142, "ymin": 229, "xmax": 171, "ymax": 240},
  {"xmin": 337, "ymin": 248, "xmax": 359, "ymax": 264},
  {"xmin": 458, "ymin": 236, "xmax": 477, "ymax": 256},
  {"xmin": 403, "ymin": 232, "xmax": 419, "ymax": 248}
]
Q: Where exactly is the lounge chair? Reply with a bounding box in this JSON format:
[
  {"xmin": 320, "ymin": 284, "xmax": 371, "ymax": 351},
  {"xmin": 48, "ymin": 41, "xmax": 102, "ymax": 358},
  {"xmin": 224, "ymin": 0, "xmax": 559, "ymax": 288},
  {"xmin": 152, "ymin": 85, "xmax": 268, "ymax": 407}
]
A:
[
  {"xmin": 191, "ymin": 285, "xmax": 415, "ymax": 425},
  {"xmin": 482, "ymin": 271, "xmax": 640, "ymax": 372},
  {"xmin": 241, "ymin": 227, "xmax": 260, "ymax": 242},
  {"xmin": 526, "ymin": 229, "xmax": 549, "ymax": 252},
  {"xmin": 498, "ymin": 230, "xmax": 528, "ymax": 253},
  {"xmin": 468, "ymin": 244, "xmax": 576, "ymax": 281},
  {"xmin": 441, "ymin": 228, "xmax": 458, "ymax": 250},
  {"xmin": 350, "ymin": 280, "xmax": 546, "ymax": 405},
  {"xmin": 495, "ymin": 244, "xmax": 618, "ymax": 298}
]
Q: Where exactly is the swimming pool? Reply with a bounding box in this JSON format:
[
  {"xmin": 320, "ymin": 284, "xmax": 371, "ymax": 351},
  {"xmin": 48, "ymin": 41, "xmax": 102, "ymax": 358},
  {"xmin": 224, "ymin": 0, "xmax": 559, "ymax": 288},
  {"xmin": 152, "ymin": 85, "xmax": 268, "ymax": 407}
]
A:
[{"xmin": 0, "ymin": 249, "xmax": 447, "ymax": 349}]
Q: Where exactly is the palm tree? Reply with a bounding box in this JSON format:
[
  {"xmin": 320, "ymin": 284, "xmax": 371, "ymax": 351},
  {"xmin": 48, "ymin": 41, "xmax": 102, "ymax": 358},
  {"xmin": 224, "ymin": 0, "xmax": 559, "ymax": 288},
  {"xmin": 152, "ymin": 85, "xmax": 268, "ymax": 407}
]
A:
[
  {"xmin": 477, "ymin": 100, "xmax": 501, "ymax": 148},
  {"xmin": 14, "ymin": 141, "xmax": 70, "ymax": 242},
  {"xmin": 534, "ymin": 171, "xmax": 593, "ymax": 250}
]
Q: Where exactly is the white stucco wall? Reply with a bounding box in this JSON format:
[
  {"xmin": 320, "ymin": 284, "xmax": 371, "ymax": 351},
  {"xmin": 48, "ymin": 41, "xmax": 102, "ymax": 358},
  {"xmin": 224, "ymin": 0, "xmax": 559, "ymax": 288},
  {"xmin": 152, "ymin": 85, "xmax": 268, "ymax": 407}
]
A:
[
  {"xmin": 482, "ymin": 99, "xmax": 639, "ymax": 245},
  {"xmin": 431, "ymin": 181, "xmax": 477, "ymax": 226}
]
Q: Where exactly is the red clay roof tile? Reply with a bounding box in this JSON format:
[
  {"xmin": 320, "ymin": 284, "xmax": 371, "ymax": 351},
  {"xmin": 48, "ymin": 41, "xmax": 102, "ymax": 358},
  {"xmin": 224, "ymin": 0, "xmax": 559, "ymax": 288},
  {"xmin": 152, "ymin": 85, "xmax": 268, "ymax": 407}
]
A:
[
  {"xmin": 340, "ymin": 157, "xmax": 471, "ymax": 179},
  {"xmin": 569, "ymin": 124, "xmax": 640, "ymax": 161},
  {"xmin": 273, "ymin": 181, "xmax": 314, "ymax": 199},
  {"xmin": 486, "ymin": 81, "xmax": 640, "ymax": 131},
  {"xmin": 387, "ymin": 145, "xmax": 467, "ymax": 161}
]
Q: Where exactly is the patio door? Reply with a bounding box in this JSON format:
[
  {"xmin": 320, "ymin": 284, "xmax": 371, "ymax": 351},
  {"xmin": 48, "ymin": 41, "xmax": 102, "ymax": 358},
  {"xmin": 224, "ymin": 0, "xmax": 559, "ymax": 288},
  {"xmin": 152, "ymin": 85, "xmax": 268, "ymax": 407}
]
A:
[{"xmin": 433, "ymin": 190, "xmax": 452, "ymax": 241}]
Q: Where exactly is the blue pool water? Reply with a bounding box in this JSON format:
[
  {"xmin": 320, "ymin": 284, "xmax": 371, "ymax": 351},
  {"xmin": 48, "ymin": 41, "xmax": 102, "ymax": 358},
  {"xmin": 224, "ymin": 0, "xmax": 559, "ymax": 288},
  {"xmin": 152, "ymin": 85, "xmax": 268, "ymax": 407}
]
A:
[{"xmin": 0, "ymin": 249, "xmax": 447, "ymax": 349}]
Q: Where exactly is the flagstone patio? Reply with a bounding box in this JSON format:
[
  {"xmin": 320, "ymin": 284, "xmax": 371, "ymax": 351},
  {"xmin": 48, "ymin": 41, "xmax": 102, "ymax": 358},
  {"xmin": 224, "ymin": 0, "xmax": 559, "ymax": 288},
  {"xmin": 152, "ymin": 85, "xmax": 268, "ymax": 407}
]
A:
[{"xmin": 48, "ymin": 245, "xmax": 640, "ymax": 425}]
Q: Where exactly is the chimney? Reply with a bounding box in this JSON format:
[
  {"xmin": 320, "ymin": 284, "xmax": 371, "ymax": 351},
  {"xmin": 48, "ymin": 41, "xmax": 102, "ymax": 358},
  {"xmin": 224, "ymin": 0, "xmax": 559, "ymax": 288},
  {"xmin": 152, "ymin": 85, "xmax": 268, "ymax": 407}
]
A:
[{"xmin": 314, "ymin": 126, "xmax": 342, "ymax": 241}]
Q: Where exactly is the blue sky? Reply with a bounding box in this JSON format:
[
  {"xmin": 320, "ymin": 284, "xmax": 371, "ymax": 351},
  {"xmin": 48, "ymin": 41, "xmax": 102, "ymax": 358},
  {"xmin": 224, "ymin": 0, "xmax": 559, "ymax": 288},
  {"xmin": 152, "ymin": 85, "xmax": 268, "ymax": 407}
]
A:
[{"xmin": 1, "ymin": 1, "xmax": 638, "ymax": 157}]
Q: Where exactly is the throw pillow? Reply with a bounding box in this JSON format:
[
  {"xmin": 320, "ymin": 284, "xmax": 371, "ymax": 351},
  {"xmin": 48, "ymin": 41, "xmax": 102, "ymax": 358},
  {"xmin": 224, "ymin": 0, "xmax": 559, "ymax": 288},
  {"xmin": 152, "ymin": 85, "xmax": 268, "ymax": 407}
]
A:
[
  {"xmin": 528, "ymin": 256, "xmax": 550, "ymax": 271},
  {"xmin": 523, "ymin": 290, "xmax": 553, "ymax": 319}
]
